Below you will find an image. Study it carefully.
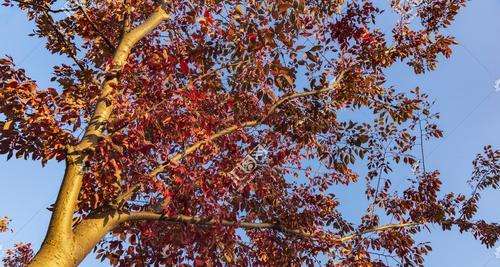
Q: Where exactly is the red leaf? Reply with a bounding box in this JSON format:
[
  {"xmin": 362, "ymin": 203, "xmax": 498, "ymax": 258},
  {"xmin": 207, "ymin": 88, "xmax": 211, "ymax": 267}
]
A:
[
  {"xmin": 180, "ymin": 61, "xmax": 189, "ymax": 74},
  {"xmin": 194, "ymin": 259, "xmax": 204, "ymax": 267}
]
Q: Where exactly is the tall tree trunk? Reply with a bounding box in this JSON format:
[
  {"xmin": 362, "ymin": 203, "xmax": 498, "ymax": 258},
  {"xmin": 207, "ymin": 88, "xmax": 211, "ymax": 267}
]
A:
[{"xmin": 28, "ymin": 8, "xmax": 170, "ymax": 266}]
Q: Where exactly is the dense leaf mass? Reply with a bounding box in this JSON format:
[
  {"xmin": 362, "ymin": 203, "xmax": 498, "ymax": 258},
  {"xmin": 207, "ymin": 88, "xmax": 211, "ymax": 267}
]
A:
[
  {"xmin": 0, "ymin": 0, "xmax": 498, "ymax": 266},
  {"xmin": 2, "ymin": 243, "xmax": 34, "ymax": 267}
]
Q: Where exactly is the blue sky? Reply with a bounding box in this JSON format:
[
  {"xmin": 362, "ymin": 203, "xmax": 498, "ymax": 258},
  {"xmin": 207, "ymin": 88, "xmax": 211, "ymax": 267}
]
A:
[{"xmin": 0, "ymin": 1, "xmax": 499, "ymax": 266}]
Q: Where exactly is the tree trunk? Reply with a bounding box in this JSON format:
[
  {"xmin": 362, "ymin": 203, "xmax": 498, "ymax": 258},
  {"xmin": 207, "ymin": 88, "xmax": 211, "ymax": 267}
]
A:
[
  {"xmin": 30, "ymin": 239, "xmax": 77, "ymax": 267},
  {"xmin": 29, "ymin": 211, "xmax": 132, "ymax": 266},
  {"xmin": 28, "ymin": 8, "xmax": 170, "ymax": 266}
]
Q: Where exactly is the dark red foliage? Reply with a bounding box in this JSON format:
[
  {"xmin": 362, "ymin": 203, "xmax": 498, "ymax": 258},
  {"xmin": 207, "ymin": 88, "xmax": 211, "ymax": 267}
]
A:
[{"xmin": 1, "ymin": 0, "xmax": 497, "ymax": 266}]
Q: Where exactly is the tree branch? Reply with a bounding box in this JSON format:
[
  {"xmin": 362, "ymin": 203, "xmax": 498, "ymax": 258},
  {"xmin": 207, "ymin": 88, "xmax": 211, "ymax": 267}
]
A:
[
  {"xmin": 113, "ymin": 120, "xmax": 259, "ymax": 204},
  {"xmin": 73, "ymin": 5, "xmax": 170, "ymax": 152},
  {"xmin": 78, "ymin": 210, "xmax": 421, "ymax": 244},
  {"xmin": 75, "ymin": 1, "xmax": 115, "ymax": 51},
  {"xmin": 149, "ymin": 69, "xmax": 349, "ymax": 176},
  {"xmin": 41, "ymin": 9, "xmax": 87, "ymax": 72},
  {"xmin": 260, "ymin": 69, "xmax": 348, "ymax": 123},
  {"xmin": 149, "ymin": 120, "xmax": 259, "ymax": 177},
  {"xmin": 45, "ymin": 4, "xmax": 170, "ymax": 240},
  {"xmin": 338, "ymin": 222, "xmax": 421, "ymax": 242},
  {"xmin": 10, "ymin": 0, "xmax": 78, "ymax": 13}
]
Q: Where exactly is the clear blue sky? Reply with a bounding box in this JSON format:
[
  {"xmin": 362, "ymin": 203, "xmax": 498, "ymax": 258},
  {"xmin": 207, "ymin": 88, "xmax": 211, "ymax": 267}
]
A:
[{"xmin": 0, "ymin": 1, "xmax": 499, "ymax": 266}]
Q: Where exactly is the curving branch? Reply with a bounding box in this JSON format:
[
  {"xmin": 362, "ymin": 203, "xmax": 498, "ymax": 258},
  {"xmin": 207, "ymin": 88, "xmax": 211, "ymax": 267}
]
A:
[
  {"xmin": 73, "ymin": 210, "xmax": 422, "ymax": 256},
  {"xmin": 259, "ymin": 69, "xmax": 348, "ymax": 123},
  {"xmin": 148, "ymin": 69, "xmax": 349, "ymax": 177},
  {"xmin": 338, "ymin": 222, "xmax": 421, "ymax": 242},
  {"xmin": 149, "ymin": 120, "xmax": 259, "ymax": 177}
]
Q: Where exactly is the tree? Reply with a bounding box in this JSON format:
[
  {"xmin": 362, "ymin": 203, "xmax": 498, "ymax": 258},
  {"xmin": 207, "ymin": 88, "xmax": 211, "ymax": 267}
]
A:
[{"xmin": 0, "ymin": 0, "xmax": 498, "ymax": 266}]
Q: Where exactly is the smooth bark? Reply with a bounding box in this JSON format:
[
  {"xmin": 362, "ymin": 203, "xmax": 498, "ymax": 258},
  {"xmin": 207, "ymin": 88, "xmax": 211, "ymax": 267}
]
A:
[{"xmin": 29, "ymin": 7, "xmax": 169, "ymax": 266}]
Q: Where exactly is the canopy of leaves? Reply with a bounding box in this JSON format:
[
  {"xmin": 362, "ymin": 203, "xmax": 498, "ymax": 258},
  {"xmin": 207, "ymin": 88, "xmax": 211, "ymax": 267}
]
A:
[{"xmin": 0, "ymin": 0, "xmax": 498, "ymax": 266}]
